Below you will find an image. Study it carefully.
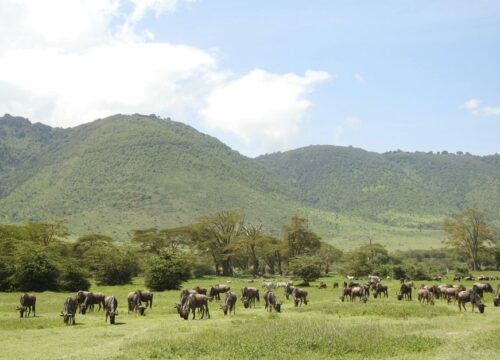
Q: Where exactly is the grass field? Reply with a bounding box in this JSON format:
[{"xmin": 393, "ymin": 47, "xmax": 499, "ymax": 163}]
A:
[{"xmin": 0, "ymin": 274, "xmax": 499, "ymax": 360}]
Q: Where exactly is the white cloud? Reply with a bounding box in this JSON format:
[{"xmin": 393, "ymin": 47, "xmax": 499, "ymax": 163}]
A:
[
  {"xmin": 354, "ymin": 73, "xmax": 366, "ymax": 84},
  {"xmin": 334, "ymin": 116, "xmax": 361, "ymax": 145},
  {"xmin": 199, "ymin": 69, "xmax": 331, "ymax": 152},
  {"xmin": 463, "ymin": 98, "xmax": 500, "ymax": 117}
]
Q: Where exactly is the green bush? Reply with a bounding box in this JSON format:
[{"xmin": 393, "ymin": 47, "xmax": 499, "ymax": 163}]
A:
[
  {"xmin": 0, "ymin": 259, "xmax": 14, "ymax": 291},
  {"xmin": 192, "ymin": 262, "xmax": 216, "ymax": 278},
  {"xmin": 12, "ymin": 251, "xmax": 59, "ymax": 291},
  {"xmin": 94, "ymin": 250, "xmax": 137, "ymax": 285},
  {"xmin": 288, "ymin": 255, "xmax": 322, "ymax": 285},
  {"xmin": 59, "ymin": 265, "xmax": 90, "ymax": 291},
  {"xmin": 145, "ymin": 252, "xmax": 192, "ymax": 291}
]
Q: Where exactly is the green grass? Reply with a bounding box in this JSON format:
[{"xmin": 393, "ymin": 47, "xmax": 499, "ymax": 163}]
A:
[{"xmin": 0, "ymin": 274, "xmax": 499, "ymax": 359}]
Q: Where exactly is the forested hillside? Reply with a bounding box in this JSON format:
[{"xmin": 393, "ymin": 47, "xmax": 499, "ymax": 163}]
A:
[{"xmin": 0, "ymin": 114, "xmax": 498, "ymax": 247}]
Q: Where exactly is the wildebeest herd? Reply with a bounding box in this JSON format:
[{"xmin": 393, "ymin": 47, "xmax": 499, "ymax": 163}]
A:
[{"xmin": 14, "ymin": 276, "xmax": 500, "ymax": 325}]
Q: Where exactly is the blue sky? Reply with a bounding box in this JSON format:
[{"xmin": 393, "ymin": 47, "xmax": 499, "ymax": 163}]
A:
[{"xmin": 0, "ymin": 0, "xmax": 499, "ymax": 156}]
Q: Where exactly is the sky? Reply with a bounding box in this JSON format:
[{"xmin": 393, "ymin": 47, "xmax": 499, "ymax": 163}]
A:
[{"xmin": 0, "ymin": 0, "xmax": 499, "ymax": 157}]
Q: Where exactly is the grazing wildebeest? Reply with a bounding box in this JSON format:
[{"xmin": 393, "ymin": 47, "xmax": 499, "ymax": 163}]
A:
[
  {"xmin": 105, "ymin": 296, "xmax": 118, "ymax": 324},
  {"xmin": 76, "ymin": 290, "xmax": 90, "ymax": 313},
  {"xmin": 284, "ymin": 284, "xmax": 296, "ymax": 300},
  {"xmin": 292, "ymin": 287, "xmax": 308, "ymax": 307},
  {"xmin": 453, "ymin": 284, "xmax": 466, "ymax": 292},
  {"xmin": 193, "ymin": 286, "xmax": 207, "ymax": 295},
  {"xmin": 464, "ymin": 276, "xmax": 474, "ymax": 281},
  {"xmin": 417, "ymin": 288, "xmax": 434, "ymax": 305},
  {"xmin": 264, "ymin": 291, "xmax": 281, "ymax": 312},
  {"xmin": 241, "ymin": 287, "xmax": 260, "ymax": 308},
  {"xmin": 472, "ymin": 283, "xmax": 494, "ymax": 298},
  {"xmin": 351, "ymin": 286, "xmax": 367, "ymax": 303},
  {"xmin": 209, "ymin": 285, "xmax": 230, "ymax": 301},
  {"xmin": 276, "ymin": 281, "xmax": 292, "ymax": 289},
  {"xmin": 60, "ymin": 297, "xmax": 77, "ymax": 325},
  {"xmin": 17, "ymin": 293, "xmax": 36, "ymax": 318},
  {"xmin": 493, "ymin": 284, "xmax": 500, "ymax": 307},
  {"xmin": 134, "ymin": 290, "xmax": 153, "ymax": 308},
  {"xmin": 424, "ymin": 285, "xmax": 441, "ymax": 299},
  {"xmin": 458, "ymin": 289, "xmax": 485, "ymax": 313},
  {"xmin": 128, "ymin": 291, "xmax": 146, "ymax": 316},
  {"xmin": 176, "ymin": 294, "xmax": 210, "ymax": 320},
  {"xmin": 262, "ymin": 281, "xmax": 274, "ymax": 291},
  {"xmin": 442, "ymin": 287, "xmax": 460, "ymax": 304},
  {"xmin": 340, "ymin": 286, "xmax": 352, "ymax": 302},
  {"xmin": 453, "ymin": 275, "xmax": 462, "ymax": 281},
  {"xmin": 318, "ymin": 281, "xmax": 327, "ymax": 289},
  {"xmin": 221, "ymin": 292, "xmax": 237, "ymax": 315},
  {"xmin": 368, "ymin": 275, "xmax": 381, "ymax": 285},
  {"xmin": 398, "ymin": 284, "xmax": 412, "ymax": 301},
  {"xmin": 333, "ymin": 282, "xmax": 339, "ymax": 288},
  {"xmin": 373, "ymin": 283, "xmax": 388, "ymax": 299},
  {"xmin": 81, "ymin": 292, "xmax": 105, "ymax": 314}
]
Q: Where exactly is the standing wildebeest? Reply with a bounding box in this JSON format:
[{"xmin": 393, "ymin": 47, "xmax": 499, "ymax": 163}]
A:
[
  {"xmin": 284, "ymin": 284, "xmax": 296, "ymax": 300},
  {"xmin": 340, "ymin": 286, "xmax": 352, "ymax": 302},
  {"xmin": 493, "ymin": 284, "xmax": 500, "ymax": 307},
  {"xmin": 292, "ymin": 287, "xmax": 308, "ymax": 307},
  {"xmin": 209, "ymin": 285, "xmax": 230, "ymax": 301},
  {"xmin": 221, "ymin": 292, "xmax": 237, "ymax": 315},
  {"xmin": 442, "ymin": 287, "xmax": 461, "ymax": 304},
  {"xmin": 373, "ymin": 283, "xmax": 388, "ymax": 299},
  {"xmin": 105, "ymin": 296, "xmax": 118, "ymax": 324},
  {"xmin": 424, "ymin": 285, "xmax": 441, "ymax": 299},
  {"xmin": 176, "ymin": 293, "xmax": 210, "ymax": 320},
  {"xmin": 264, "ymin": 291, "xmax": 281, "ymax": 312},
  {"xmin": 17, "ymin": 293, "xmax": 36, "ymax": 318},
  {"xmin": 241, "ymin": 287, "xmax": 260, "ymax": 308},
  {"xmin": 398, "ymin": 284, "xmax": 412, "ymax": 301},
  {"xmin": 472, "ymin": 283, "xmax": 493, "ymax": 298},
  {"xmin": 60, "ymin": 297, "xmax": 77, "ymax": 325},
  {"xmin": 417, "ymin": 288, "xmax": 434, "ymax": 305},
  {"xmin": 351, "ymin": 286, "xmax": 367, "ymax": 303},
  {"xmin": 128, "ymin": 291, "xmax": 146, "ymax": 315},
  {"xmin": 458, "ymin": 289, "xmax": 485, "ymax": 313},
  {"xmin": 76, "ymin": 290, "xmax": 90, "ymax": 313},
  {"xmin": 333, "ymin": 282, "xmax": 339, "ymax": 288},
  {"xmin": 81, "ymin": 292, "xmax": 105, "ymax": 314},
  {"xmin": 193, "ymin": 286, "xmax": 207, "ymax": 295},
  {"xmin": 134, "ymin": 290, "xmax": 153, "ymax": 308}
]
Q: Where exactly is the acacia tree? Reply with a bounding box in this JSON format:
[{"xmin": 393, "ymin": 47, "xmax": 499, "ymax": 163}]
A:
[
  {"xmin": 242, "ymin": 223, "xmax": 264, "ymax": 276},
  {"xmin": 283, "ymin": 216, "xmax": 321, "ymax": 257},
  {"xmin": 443, "ymin": 209, "xmax": 494, "ymax": 271}
]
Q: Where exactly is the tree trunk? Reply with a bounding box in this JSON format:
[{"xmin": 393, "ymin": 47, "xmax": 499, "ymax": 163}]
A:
[{"xmin": 221, "ymin": 258, "xmax": 233, "ymax": 276}]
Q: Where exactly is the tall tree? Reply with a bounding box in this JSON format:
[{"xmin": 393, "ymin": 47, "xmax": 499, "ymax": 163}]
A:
[
  {"xmin": 443, "ymin": 209, "xmax": 494, "ymax": 271},
  {"xmin": 283, "ymin": 216, "xmax": 321, "ymax": 257}
]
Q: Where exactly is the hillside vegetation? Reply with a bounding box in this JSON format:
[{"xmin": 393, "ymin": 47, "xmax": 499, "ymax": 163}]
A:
[{"xmin": 0, "ymin": 114, "xmax": 498, "ymax": 248}]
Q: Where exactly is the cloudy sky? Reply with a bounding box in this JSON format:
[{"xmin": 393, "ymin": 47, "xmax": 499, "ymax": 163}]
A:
[{"xmin": 0, "ymin": 0, "xmax": 499, "ymax": 156}]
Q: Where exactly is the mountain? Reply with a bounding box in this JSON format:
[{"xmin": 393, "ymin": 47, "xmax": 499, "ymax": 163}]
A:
[
  {"xmin": 256, "ymin": 145, "xmax": 500, "ymax": 227},
  {"xmin": 0, "ymin": 114, "xmax": 498, "ymax": 249}
]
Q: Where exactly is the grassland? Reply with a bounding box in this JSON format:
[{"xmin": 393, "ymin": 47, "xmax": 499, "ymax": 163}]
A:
[{"xmin": 0, "ymin": 274, "xmax": 499, "ymax": 360}]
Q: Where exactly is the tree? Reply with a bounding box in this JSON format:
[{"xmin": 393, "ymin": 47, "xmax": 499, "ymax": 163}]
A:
[
  {"xmin": 131, "ymin": 227, "xmax": 191, "ymax": 255},
  {"xmin": 317, "ymin": 243, "xmax": 343, "ymax": 273},
  {"xmin": 25, "ymin": 220, "xmax": 68, "ymax": 246},
  {"xmin": 443, "ymin": 209, "xmax": 494, "ymax": 271},
  {"xmin": 288, "ymin": 255, "xmax": 322, "ymax": 285},
  {"xmin": 94, "ymin": 248, "xmax": 138, "ymax": 285},
  {"xmin": 12, "ymin": 251, "xmax": 59, "ymax": 291},
  {"xmin": 59, "ymin": 264, "xmax": 90, "ymax": 291},
  {"xmin": 342, "ymin": 243, "xmax": 391, "ymax": 277},
  {"xmin": 242, "ymin": 223, "xmax": 264, "ymax": 276},
  {"xmin": 145, "ymin": 251, "xmax": 193, "ymax": 290},
  {"xmin": 283, "ymin": 216, "xmax": 321, "ymax": 257}
]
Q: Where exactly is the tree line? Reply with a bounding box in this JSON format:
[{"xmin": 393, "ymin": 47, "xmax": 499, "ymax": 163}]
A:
[{"xmin": 0, "ymin": 209, "xmax": 497, "ymax": 292}]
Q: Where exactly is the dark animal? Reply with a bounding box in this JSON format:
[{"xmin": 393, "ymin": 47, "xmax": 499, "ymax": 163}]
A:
[
  {"xmin": 458, "ymin": 289, "xmax": 485, "ymax": 313},
  {"xmin": 424, "ymin": 285, "xmax": 441, "ymax": 299},
  {"xmin": 472, "ymin": 283, "xmax": 494, "ymax": 298},
  {"xmin": 241, "ymin": 287, "xmax": 260, "ymax": 308},
  {"xmin": 493, "ymin": 284, "xmax": 500, "ymax": 307},
  {"xmin": 464, "ymin": 276, "xmax": 474, "ymax": 281},
  {"xmin": 351, "ymin": 286, "xmax": 367, "ymax": 303},
  {"xmin": 105, "ymin": 296, "xmax": 118, "ymax": 324},
  {"xmin": 284, "ymin": 284, "xmax": 296, "ymax": 300},
  {"xmin": 81, "ymin": 292, "xmax": 105, "ymax": 314},
  {"xmin": 17, "ymin": 293, "xmax": 36, "ymax": 318},
  {"xmin": 209, "ymin": 285, "xmax": 230, "ymax": 301},
  {"xmin": 221, "ymin": 292, "xmax": 237, "ymax": 315},
  {"xmin": 128, "ymin": 291, "xmax": 146, "ymax": 315},
  {"xmin": 333, "ymin": 282, "xmax": 339, "ymax": 288},
  {"xmin": 60, "ymin": 297, "xmax": 77, "ymax": 325},
  {"xmin": 176, "ymin": 294, "xmax": 210, "ymax": 320},
  {"xmin": 135, "ymin": 290, "xmax": 153, "ymax": 308},
  {"xmin": 194, "ymin": 286, "xmax": 207, "ymax": 295},
  {"xmin": 340, "ymin": 286, "xmax": 352, "ymax": 302},
  {"xmin": 76, "ymin": 290, "xmax": 90, "ymax": 313},
  {"xmin": 292, "ymin": 287, "xmax": 308, "ymax": 307},
  {"xmin": 318, "ymin": 281, "xmax": 327, "ymax": 289},
  {"xmin": 264, "ymin": 291, "xmax": 281, "ymax": 312},
  {"xmin": 398, "ymin": 284, "xmax": 412, "ymax": 301},
  {"xmin": 442, "ymin": 287, "xmax": 460, "ymax": 304},
  {"xmin": 417, "ymin": 288, "xmax": 434, "ymax": 305},
  {"xmin": 373, "ymin": 283, "xmax": 388, "ymax": 299},
  {"xmin": 453, "ymin": 275, "xmax": 462, "ymax": 281}
]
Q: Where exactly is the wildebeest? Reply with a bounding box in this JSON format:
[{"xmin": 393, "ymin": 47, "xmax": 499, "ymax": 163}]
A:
[
  {"xmin": 453, "ymin": 275, "xmax": 462, "ymax": 281},
  {"xmin": 81, "ymin": 292, "xmax": 105, "ymax": 314},
  {"xmin": 351, "ymin": 286, "xmax": 367, "ymax": 303},
  {"xmin": 472, "ymin": 283, "xmax": 494, "ymax": 298},
  {"xmin": 60, "ymin": 297, "xmax": 77, "ymax": 325},
  {"xmin": 292, "ymin": 287, "xmax": 308, "ymax": 307},
  {"xmin": 463, "ymin": 276, "xmax": 474, "ymax": 281},
  {"xmin": 209, "ymin": 285, "xmax": 230, "ymax": 301},
  {"xmin": 264, "ymin": 291, "xmax": 281, "ymax": 312},
  {"xmin": 373, "ymin": 283, "xmax": 388, "ymax": 299},
  {"xmin": 442, "ymin": 287, "xmax": 461, "ymax": 304},
  {"xmin": 458, "ymin": 289, "xmax": 485, "ymax": 313},
  {"xmin": 105, "ymin": 296, "xmax": 118, "ymax": 324},
  {"xmin": 318, "ymin": 281, "xmax": 327, "ymax": 289},
  {"xmin": 340, "ymin": 286, "xmax": 352, "ymax": 302},
  {"xmin": 493, "ymin": 284, "xmax": 500, "ymax": 307},
  {"xmin": 193, "ymin": 286, "xmax": 207, "ymax": 295},
  {"xmin": 284, "ymin": 284, "xmax": 296, "ymax": 300},
  {"xmin": 17, "ymin": 293, "xmax": 36, "ymax": 318},
  {"xmin": 424, "ymin": 285, "xmax": 441, "ymax": 299},
  {"xmin": 221, "ymin": 292, "xmax": 237, "ymax": 315},
  {"xmin": 134, "ymin": 290, "xmax": 153, "ymax": 308},
  {"xmin": 333, "ymin": 282, "xmax": 339, "ymax": 288},
  {"xmin": 128, "ymin": 291, "xmax": 146, "ymax": 315},
  {"xmin": 176, "ymin": 293, "xmax": 210, "ymax": 320},
  {"xmin": 241, "ymin": 287, "xmax": 260, "ymax": 308},
  {"xmin": 398, "ymin": 284, "xmax": 412, "ymax": 301},
  {"xmin": 276, "ymin": 281, "xmax": 292, "ymax": 288},
  {"xmin": 76, "ymin": 290, "xmax": 90, "ymax": 313},
  {"xmin": 417, "ymin": 288, "xmax": 434, "ymax": 305}
]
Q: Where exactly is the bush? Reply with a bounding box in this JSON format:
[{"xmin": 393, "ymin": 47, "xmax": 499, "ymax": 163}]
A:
[
  {"xmin": 94, "ymin": 250, "xmax": 137, "ymax": 285},
  {"xmin": 0, "ymin": 259, "xmax": 14, "ymax": 291},
  {"xmin": 288, "ymin": 255, "xmax": 322, "ymax": 285},
  {"xmin": 192, "ymin": 262, "xmax": 216, "ymax": 278},
  {"xmin": 59, "ymin": 265, "xmax": 90, "ymax": 291},
  {"xmin": 12, "ymin": 251, "xmax": 59, "ymax": 291},
  {"xmin": 145, "ymin": 252, "xmax": 192, "ymax": 291}
]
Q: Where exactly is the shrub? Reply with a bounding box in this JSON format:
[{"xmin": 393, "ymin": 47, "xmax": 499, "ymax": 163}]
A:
[
  {"xmin": 288, "ymin": 255, "xmax": 322, "ymax": 285},
  {"xmin": 12, "ymin": 251, "xmax": 59, "ymax": 291},
  {"xmin": 59, "ymin": 265, "xmax": 90, "ymax": 291},
  {"xmin": 0, "ymin": 258, "xmax": 14, "ymax": 291},
  {"xmin": 192, "ymin": 262, "xmax": 216, "ymax": 278},
  {"xmin": 145, "ymin": 252, "xmax": 192, "ymax": 291},
  {"xmin": 94, "ymin": 250, "xmax": 136, "ymax": 285}
]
